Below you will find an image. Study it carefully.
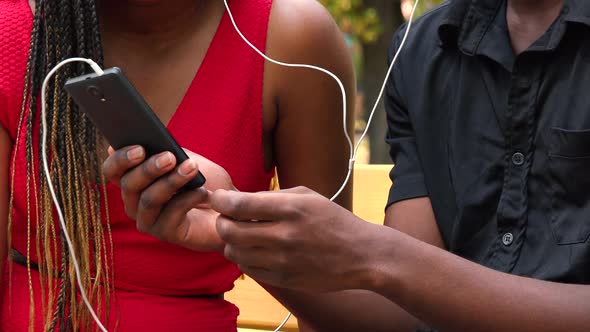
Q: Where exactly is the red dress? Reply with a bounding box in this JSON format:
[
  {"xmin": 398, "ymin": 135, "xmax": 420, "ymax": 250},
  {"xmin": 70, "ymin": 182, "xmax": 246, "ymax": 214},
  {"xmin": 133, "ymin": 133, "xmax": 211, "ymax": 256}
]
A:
[{"xmin": 0, "ymin": 0, "xmax": 274, "ymax": 330}]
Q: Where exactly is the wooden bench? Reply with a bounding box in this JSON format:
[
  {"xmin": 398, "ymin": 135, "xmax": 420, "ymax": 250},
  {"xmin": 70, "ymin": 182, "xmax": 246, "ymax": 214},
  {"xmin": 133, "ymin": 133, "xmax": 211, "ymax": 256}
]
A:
[{"xmin": 227, "ymin": 164, "xmax": 393, "ymax": 331}]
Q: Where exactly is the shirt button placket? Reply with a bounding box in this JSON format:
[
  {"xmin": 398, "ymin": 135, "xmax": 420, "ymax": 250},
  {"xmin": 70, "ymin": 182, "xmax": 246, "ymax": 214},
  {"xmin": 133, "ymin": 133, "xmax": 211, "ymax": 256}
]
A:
[{"xmin": 492, "ymin": 59, "xmax": 534, "ymax": 272}]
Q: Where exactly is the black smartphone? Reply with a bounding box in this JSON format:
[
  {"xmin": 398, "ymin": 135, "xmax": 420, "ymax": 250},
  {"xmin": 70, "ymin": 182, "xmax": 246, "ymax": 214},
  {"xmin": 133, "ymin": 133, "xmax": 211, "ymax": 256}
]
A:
[{"xmin": 64, "ymin": 67, "xmax": 206, "ymax": 190}]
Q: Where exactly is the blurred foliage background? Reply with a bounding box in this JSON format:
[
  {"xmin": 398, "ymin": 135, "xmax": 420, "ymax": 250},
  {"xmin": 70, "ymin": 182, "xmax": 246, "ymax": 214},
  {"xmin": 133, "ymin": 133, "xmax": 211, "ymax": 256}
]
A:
[
  {"xmin": 319, "ymin": 0, "xmax": 382, "ymax": 44},
  {"xmin": 319, "ymin": 0, "xmax": 444, "ymax": 43},
  {"xmin": 317, "ymin": 0, "xmax": 445, "ymax": 163}
]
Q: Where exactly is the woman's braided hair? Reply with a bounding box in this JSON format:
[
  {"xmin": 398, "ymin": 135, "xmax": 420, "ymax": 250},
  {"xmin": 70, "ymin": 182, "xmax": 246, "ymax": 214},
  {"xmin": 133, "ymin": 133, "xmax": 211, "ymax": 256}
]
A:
[{"xmin": 9, "ymin": 0, "xmax": 114, "ymax": 330}]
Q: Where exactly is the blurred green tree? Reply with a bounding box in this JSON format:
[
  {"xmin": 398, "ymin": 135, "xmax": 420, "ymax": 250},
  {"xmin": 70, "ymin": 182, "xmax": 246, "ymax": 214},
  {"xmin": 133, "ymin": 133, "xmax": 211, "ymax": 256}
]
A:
[
  {"xmin": 320, "ymin": 0, "xmax": 446, "ymax": 45},
  {"xmin": 414, "ymin": 0, "xmax": 446, "ymax": 16},
  {"xmin": 319, "ymin": 0, "xmax": 383, "ymax": 44},
  {"xmin": 320, "ymin": 0, "xmax": 445, "ymax": 163}
]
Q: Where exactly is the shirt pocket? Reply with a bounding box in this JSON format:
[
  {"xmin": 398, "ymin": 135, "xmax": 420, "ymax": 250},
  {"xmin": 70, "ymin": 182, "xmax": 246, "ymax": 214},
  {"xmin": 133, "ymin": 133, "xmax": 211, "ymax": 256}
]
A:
[{"xmin": 547, "ymin": 128, "xmax": 590, "ymax": 245}]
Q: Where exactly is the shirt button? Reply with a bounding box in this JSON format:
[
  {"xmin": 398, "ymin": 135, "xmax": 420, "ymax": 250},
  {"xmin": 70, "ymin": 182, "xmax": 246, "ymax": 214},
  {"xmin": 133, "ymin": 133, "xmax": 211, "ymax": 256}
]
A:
[
  {"xmin": 512, "ymin": 152, "xmax": 525, "ymax": 166},
  {"xmin": 502, "ymin": 233, "xmax": 514, "ymax": 246}
]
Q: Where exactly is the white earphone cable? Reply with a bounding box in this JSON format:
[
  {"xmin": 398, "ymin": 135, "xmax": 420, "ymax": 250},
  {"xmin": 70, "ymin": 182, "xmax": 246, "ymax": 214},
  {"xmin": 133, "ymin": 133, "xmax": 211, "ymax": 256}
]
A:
[
  {"xmin": 222, "ymin": 0, "xmax": 352, "ymax": 202},
  {"xmin": 222, "ymin": 0, "xmax": 420, "ymax": 330},
  {"xmin": 354, "ymin": 1, "xmax": 419, "ymax": 159}
]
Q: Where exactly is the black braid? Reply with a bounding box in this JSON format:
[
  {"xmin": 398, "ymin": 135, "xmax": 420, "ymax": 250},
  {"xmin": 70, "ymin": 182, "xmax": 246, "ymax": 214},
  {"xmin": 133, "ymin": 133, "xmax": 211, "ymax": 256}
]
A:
[
  {"xmin": 86, "ymin": 0, "xmax": 104, "ymax": 185},
  {"xmin": 25, "ymin": 0, "xmax": 44, "ymax": 168},
  {"xmin": 88, "ymin": 0, "xmax": 103, "ymax": 66},
  {"xmin": 17, "ymin": 0, "xmax": 112, "ymax": 330}
]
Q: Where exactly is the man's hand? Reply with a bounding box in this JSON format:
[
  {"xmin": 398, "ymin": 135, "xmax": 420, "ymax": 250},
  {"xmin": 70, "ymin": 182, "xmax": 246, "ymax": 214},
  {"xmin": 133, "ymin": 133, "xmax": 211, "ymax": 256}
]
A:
[
  {"xmin": 102, "ymin": 145, "xmax": 234, "ymax": 252},
  {"xmin": 210, "ymin": 187, "xmax": 380, "ymax": 292}
]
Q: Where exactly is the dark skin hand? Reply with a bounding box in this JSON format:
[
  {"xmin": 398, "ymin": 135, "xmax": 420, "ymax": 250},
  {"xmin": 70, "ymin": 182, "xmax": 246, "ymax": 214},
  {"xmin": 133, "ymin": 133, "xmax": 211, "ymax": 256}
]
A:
[
  {"xmin": 213, "ymin": 187, "xmax": 376, "ymax": 291},
  {"xmin": 103, "ymin": 146, "xmax": 230, "ymax": 253}
]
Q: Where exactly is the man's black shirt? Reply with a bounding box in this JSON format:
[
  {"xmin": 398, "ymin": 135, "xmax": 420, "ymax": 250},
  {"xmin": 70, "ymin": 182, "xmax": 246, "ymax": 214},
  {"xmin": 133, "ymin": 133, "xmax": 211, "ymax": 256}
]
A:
[{"xmin": 385, "ymin": 0, "xmax": 590, "ymax": 283}]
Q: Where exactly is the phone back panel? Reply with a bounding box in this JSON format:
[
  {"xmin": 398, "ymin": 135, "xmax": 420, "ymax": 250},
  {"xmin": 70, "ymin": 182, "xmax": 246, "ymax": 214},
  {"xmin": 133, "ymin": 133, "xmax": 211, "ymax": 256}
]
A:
[
  {"xmin": 64, "ymin": 67, "xmax": 205, "ymax": 188},
  {"xmin": 64, "ymin": 68, "xmax": 180, "ymax": 155}
]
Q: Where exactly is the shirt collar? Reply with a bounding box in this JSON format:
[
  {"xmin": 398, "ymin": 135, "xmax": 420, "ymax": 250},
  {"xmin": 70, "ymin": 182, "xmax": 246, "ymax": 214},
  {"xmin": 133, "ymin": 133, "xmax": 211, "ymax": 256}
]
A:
[{"xmin": 438, "ymin": 0, "xmax": 590, "ymax": 55}]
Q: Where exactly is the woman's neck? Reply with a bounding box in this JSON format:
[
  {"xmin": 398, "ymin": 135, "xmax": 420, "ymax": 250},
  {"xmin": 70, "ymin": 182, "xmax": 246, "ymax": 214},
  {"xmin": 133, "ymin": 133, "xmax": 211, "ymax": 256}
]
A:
[{"xmin": 98, "ymin": 0, "xmax": 208, "ymax": 42}]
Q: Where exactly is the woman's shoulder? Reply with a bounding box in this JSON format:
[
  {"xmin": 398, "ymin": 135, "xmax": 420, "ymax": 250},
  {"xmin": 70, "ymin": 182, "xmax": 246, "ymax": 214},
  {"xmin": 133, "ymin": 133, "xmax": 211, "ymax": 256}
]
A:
[
  {"xmin": 0, "ymin": 0, "xmax": 33, "ymax": 73},
  {"xmin": 0, "ymin": 0, "xmax": 33, "ymax": 40},
  {"xmin": 269, "ymin": 0, "xmax": 340, "ymax": 42},
  {"xmin": 264, "ymin": 0, "xmax": 352, "ymax": 95},
  {"xmin": 0, "ymin": 0, "xmax": 33, "ymax": 139},
  {"xmin": 0, "ymin": 0, "xmax": 33, "ymax": 19},
  {"xmin": 266, "ymin": 0, "xmax": 351, "ymax": 74}
]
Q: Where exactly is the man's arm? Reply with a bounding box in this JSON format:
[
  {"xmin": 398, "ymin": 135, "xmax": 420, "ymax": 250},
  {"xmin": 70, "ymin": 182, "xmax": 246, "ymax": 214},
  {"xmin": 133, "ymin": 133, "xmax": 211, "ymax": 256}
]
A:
[
  {"xmin": 262, "ymin": 197, "xmax": 441, "ymax": 332},
  {"xmin": 257, "ymin": 194, "xmax": 590, "ymax": 332},
  {"xmin": 366, "ymin": 217, "xmax": 590, "ymax": 331},
  {"xmin": 212, "ymin": 186, "xmax": 590, "ymax": 332}
]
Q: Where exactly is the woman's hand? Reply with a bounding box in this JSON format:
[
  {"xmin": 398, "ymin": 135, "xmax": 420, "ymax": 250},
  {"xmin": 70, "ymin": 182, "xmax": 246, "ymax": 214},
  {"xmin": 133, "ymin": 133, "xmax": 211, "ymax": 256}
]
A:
[{"xmin": 102, "ymin": 145, "xmax": 235, "ymax": 252}]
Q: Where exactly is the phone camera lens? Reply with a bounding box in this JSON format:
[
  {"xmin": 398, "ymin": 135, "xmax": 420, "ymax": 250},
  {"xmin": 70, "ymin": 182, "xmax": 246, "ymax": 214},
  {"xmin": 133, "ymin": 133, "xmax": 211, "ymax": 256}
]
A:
[{"xmin": 86, "ymin": 85, "xmax": 103, "ymax": 99}]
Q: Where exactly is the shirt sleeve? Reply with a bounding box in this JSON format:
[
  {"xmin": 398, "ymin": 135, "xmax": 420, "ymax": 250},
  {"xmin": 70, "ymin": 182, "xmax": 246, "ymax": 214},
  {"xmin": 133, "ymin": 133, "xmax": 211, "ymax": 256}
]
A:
[{"xmin": 385, "ymin": 24, "xmax": 429, "ymax": 209}]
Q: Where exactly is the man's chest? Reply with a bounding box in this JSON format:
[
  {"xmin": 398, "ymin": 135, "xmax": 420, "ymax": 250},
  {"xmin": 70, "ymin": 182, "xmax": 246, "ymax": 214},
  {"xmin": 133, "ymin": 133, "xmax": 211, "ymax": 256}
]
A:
[
  {"xmin": 418, "ymin": 47, "xmax": 590, "ymax": 198},
  {"xmin": 412, "ymin": 49, "xmax": 590, "ymax": 280}
]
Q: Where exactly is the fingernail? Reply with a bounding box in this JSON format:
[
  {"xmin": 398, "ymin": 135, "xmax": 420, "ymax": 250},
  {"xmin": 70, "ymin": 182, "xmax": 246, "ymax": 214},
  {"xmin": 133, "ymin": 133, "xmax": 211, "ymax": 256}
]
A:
[
  {"xmin": 127, "ymin": 147, "xmax": 144, "ymax": 161},
  {"xmin": 178, "ymin": 159, "xmax": 196, "ymax": 176},
  {"xmin": 155, "ymin": 153, "xmax": 174, "ymax": 169}
]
